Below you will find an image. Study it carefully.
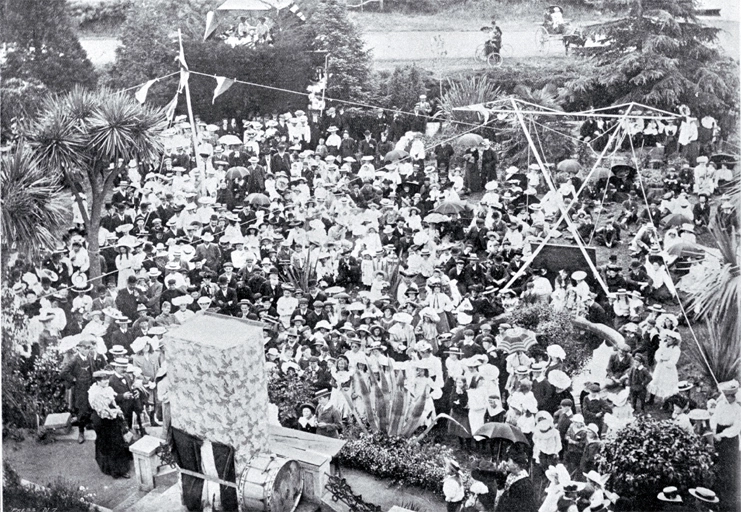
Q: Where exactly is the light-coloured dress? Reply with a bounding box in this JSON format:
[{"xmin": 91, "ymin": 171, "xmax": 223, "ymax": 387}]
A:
[{"xmin": 647, "ymin": 341, "xmax": 681, "ymax": 399}]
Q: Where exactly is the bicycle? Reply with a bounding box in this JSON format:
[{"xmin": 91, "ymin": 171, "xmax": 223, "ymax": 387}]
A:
[{"xmin": 474, "ymin": 43, "xmax": 512, "ymax": 67}]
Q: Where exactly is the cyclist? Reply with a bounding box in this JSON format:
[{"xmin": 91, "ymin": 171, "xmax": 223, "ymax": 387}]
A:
[{"xmin": 484, "ymin": 19, "xmax": 503, "ymax": 57}]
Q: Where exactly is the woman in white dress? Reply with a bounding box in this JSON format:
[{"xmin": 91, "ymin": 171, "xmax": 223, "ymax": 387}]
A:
[
  {"xmin": 647, "ymin": 330, "xmax": 681, "ymax": 402},
  {"xmin": 115, "ymin": 244, "xmax": 135, "ymax": 289},
  {"xmin": 329, "ymin": 356, "xmax": 354, "ymax": 419}
]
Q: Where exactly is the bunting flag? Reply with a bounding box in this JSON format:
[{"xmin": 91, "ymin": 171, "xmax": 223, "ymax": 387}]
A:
[
  {"xmin": 164, "ymin": 92, "xmax": 179, "ymax": 123},
  {"xmin": 287, "ymin": 2, "xmax": 306, "ymax": 21},
  {"xmin": 212, "ymin": 77, "xmax": 235, "ymax": 104},
  {"xmin": 134, "ymin": 79, "xmax": 157, "ymax": 104},
  {"xmin": 177, "ymin": 29, "xmax": 190, "ymax": 94},
  {"xmin": 203, "ymin": 11, "xmax": 221, "ymax": 41},
  {"xmin": 177, "ymin": 29, "xmax": 189, "ymax": 71}
]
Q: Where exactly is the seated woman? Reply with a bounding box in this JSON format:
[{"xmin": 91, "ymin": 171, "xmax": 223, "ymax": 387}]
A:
[{"xmin": 544, "ymin": 6, "xmax": 566, "ymax": 34}]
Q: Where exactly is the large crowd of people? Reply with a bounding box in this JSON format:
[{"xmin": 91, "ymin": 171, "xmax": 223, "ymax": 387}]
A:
[{"xmin": 5, "ymin": 101, "xmax": 739, "ymax": 511}]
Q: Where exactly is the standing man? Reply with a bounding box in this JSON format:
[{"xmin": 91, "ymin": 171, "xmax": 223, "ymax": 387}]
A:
[
  {"xmin": 60, "ymin": 336, "xmax": 107, "ymax": 443},
  {"xmin": 314, "ymin": 388, "xmax": 343, "ymax": 438},
  {"xmin": 109, "ymin": 357, "xmax": 138, "ymax": 431}
]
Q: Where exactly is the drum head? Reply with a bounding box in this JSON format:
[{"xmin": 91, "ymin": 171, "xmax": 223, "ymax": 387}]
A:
[{"xmin": 269, "ymin": 460, "xmax": 303, "ymax": 512}]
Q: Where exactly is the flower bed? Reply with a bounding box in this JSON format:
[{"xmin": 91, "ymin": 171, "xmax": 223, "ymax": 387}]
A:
[
  {"xmin": 337, "ymin": 428, "xmax": 457, "ymax": 495},
  {"xmin": 3, "ymin": 462, "xmax": 97, "ymax": 512}
]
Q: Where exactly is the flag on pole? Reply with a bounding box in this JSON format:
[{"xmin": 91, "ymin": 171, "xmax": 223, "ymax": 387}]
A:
[
  {"xmin": 164, "ymin": 92, "xmax": 179, "ymax": 123},
  {"xmin": 177, "ymin": 28, "xmax": 190, "ymax": 94},
  {"xmin": 134, "ymin": 79, "xmax": 157, "ymax": 104},
  {"xmin": 177, "ymin": 29, "xmax": 189, "ymax": 71},
  {"xmin": 212, "ymin": 76, "xmax": 235, "ymax": 104}
]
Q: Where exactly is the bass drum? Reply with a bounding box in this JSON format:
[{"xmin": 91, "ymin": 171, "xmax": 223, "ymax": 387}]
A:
[{"xmin": 238, "ymin": 452, "xmax": 303, "ymax": 512}]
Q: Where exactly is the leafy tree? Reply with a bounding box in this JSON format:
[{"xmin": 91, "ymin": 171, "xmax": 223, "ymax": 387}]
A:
[
  {"xmin": 25, "ymin": 87, "xmax": 168, "ymax": 281},
  {"xmin": 0, "ymin": 146, "xmax": 69, "ymax": 264},
  {"xmin": 304, "ymin": 0, "xmax": 372, "ymax": 101},
  {"xmin": 373, "ymin": 65, "xmax": 430, "ymax": 112},
  {"xmin": 106, "ymin": 0, "xmax": 314, "ymax": 119},
  {"xmin": 0, "ymin": 78, "xmax": 49, "ymax": 144},
  {"xmin": 597, "ymin": 418, "xmax": 715, "ymax": 510},
  {"xmin": 566, "ymin": 0, "xmax": 739, "ymax": 123},
  {"xmin": 0, "ymin": 0, "xmax": 97, "ymax": 92},
  {"xmin": 105, "ymin": 0, "xmax": 207, "ymax": 93}
]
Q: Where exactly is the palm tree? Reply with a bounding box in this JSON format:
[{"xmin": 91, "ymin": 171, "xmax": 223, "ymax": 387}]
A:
[
  {"xmin": 497, "ymin": 85, "xmax": 577, "ymax": 170},
  {"xmin": 684, "ymin": 182, "xmax": 741, "ymax": 383},
  {"xmin": 436, "ymin": 75, "xmax": 503, "ymax": 122},
  {"xmin": 25, "ymin": 86, "xmax": 168, "ymax": 281},
  {"xmin": 0, "ymin": 146, "xmax": 69, "ymax": 268}
]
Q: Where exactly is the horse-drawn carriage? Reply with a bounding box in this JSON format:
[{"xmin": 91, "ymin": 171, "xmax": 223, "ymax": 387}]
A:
[{"xmin": 535, "ymin": 6, "xmax": 587, "ymax": 54}]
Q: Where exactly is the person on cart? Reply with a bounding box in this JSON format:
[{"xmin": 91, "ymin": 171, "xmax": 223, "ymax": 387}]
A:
[
  {"xmin": 484, "ymin": 19, "xmax": 503, "ymax": 57},
  {"xmin": 544, "ymin": 6, "xmax": 566, "ymax": 34}
]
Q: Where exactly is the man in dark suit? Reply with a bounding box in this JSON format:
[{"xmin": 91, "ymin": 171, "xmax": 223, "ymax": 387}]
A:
[
  {"xmin": 357, "ymin": 130, "xmax": 377, "ymax": 158},
  {"xmin": 194, "ymin": 232, "xmax": 222, "ymax": 272},
  {"xmin": 60, "ymin": 337, "xmax": 107, "ymax": 443},
  {"xmin": 246, "ymin": 156, "xmax": 266, "ymax": 193},
  {"xmin": 109, "ymin": 358, "xmax": 139, "ymax": 431},
  {"xmin": 214, "ymin": 275, "xmax": 239, "ymax": 316},
  {"xmin": 270, "ymin": 144, "xmax": 291, "ymax": 176},
  {"xmin": 339, "ymin": 130, "xmax": 356, "ymax": 160},
  {"xmin": 109, "ymin": 317, "xmax": 135, "ymax": 354},
  {"xmin": 116, "ymin": 275, "xmax": 143, "ymax": 321}
]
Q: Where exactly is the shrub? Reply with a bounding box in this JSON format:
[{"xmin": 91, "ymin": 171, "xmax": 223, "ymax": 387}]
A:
[
  {"xmin": 3, "ymin": 462, "xmax": 96, "ymax": 511},
  {"xmin": 2, "ymin": 288, "xmax": 67, "ymax": 429},
  {"xmin": 337, "ymin": 428, "xmax": 457, "ymax": 494},
  {"xmin": 509, "ymin": 303, "xmax": 591, "ymax": 374},
  {"xmin": 597, "ymin": 418, "xmax": 715, "ymax": 510},
  {"xmin": 267, "ymin": 373, "xmax": 317, "ymax": 429}
]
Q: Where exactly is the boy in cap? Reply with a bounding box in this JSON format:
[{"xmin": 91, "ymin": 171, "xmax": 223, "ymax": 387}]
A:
[{"xmin": 627, "ymin": 354, "xmax": 652, "ymax": 413}]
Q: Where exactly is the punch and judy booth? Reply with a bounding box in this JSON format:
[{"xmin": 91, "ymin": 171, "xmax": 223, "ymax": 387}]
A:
[{"xmin": 165, "ymin": 313, "xmax": 303, "ymax": 511}]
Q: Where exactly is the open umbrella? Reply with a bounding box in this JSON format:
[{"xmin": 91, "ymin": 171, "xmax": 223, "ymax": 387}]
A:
[
  {"xmin": 662, "ymin": 213, "xmax": 692, "ymax": 228},
  {"xmin": 384, "ymin": 149, "xmax": 409, "ymax": 162},
  {"xmin": 589, "ymin": 167, "xmax": 612, "ymax": 181},
  {"xmin": 163, "ymin": 135, "xmax": 191, "ymax": 149},
  {"xmin": 474, "ymin": 423, "xmax": 530, "ymax": 445},
  {"xmin": 225, "ymin": 166, "xmax": 249, "ymax": 180},
  {"xmin": 497, "ymin": 327, "xmax": 538, "ymax": 354},
  {"xmin": 247, "ymin": 193, "xmax": 270, "ymax": 207},
  {"xmin": 710, "ymin": 153, "xmax": 738, "ymax": 166},
  {"xmin": 424, "ymin": 213, "xmax": 450, "ymax": 223},
  {"xmin": 433, "ymin": 201, "xmax": 467, "ymax": 215},
  {"xmin": 556, "ymin": 159, "xmax": 581, "ymax": 173},
  {"xmin": 205, "ymin": 124, "xmax": 220, "ymax": 132},
  {"xmin": 458, "ymin": 133, "xmax": 484, "ymax": 148},
  {"xmin": 665, "ymin": 241, "xmax": 706, "ymax": 258},
  {"xmin": 218, "ymin": 134, "xmax": 243, "ymax": 145}
]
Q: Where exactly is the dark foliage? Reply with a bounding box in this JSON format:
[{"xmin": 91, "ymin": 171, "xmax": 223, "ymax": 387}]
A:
[
  {"xmin": 597, "ymin": 418, "xmax": 715, "ymax": 510},
  {"xmin": 0, "ymin": 0, "xmax": 97, "ymax": 92}
]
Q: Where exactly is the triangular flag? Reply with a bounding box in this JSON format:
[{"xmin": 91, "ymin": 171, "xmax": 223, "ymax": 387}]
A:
[
  {"xmin": 165, "ymin": 92, "xmax": 179, "ymax": 123},
  {"xmin": 212, "ymin": 77, "xmax": 235, "ymax": 104},
  {"xmin": 177, "ymin": 29, "xmax": 189, "ymax": 71},
  {"xmin": 203, "ymin": 11, "xmax": 221, "ymax": 41},
  {"xmin": 134, "ymin": 79, "xmax": 157, "ymax": 104},
  {"xmin": 178, "ymin": 69, "xmax": 190, "ymax": 94}
]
